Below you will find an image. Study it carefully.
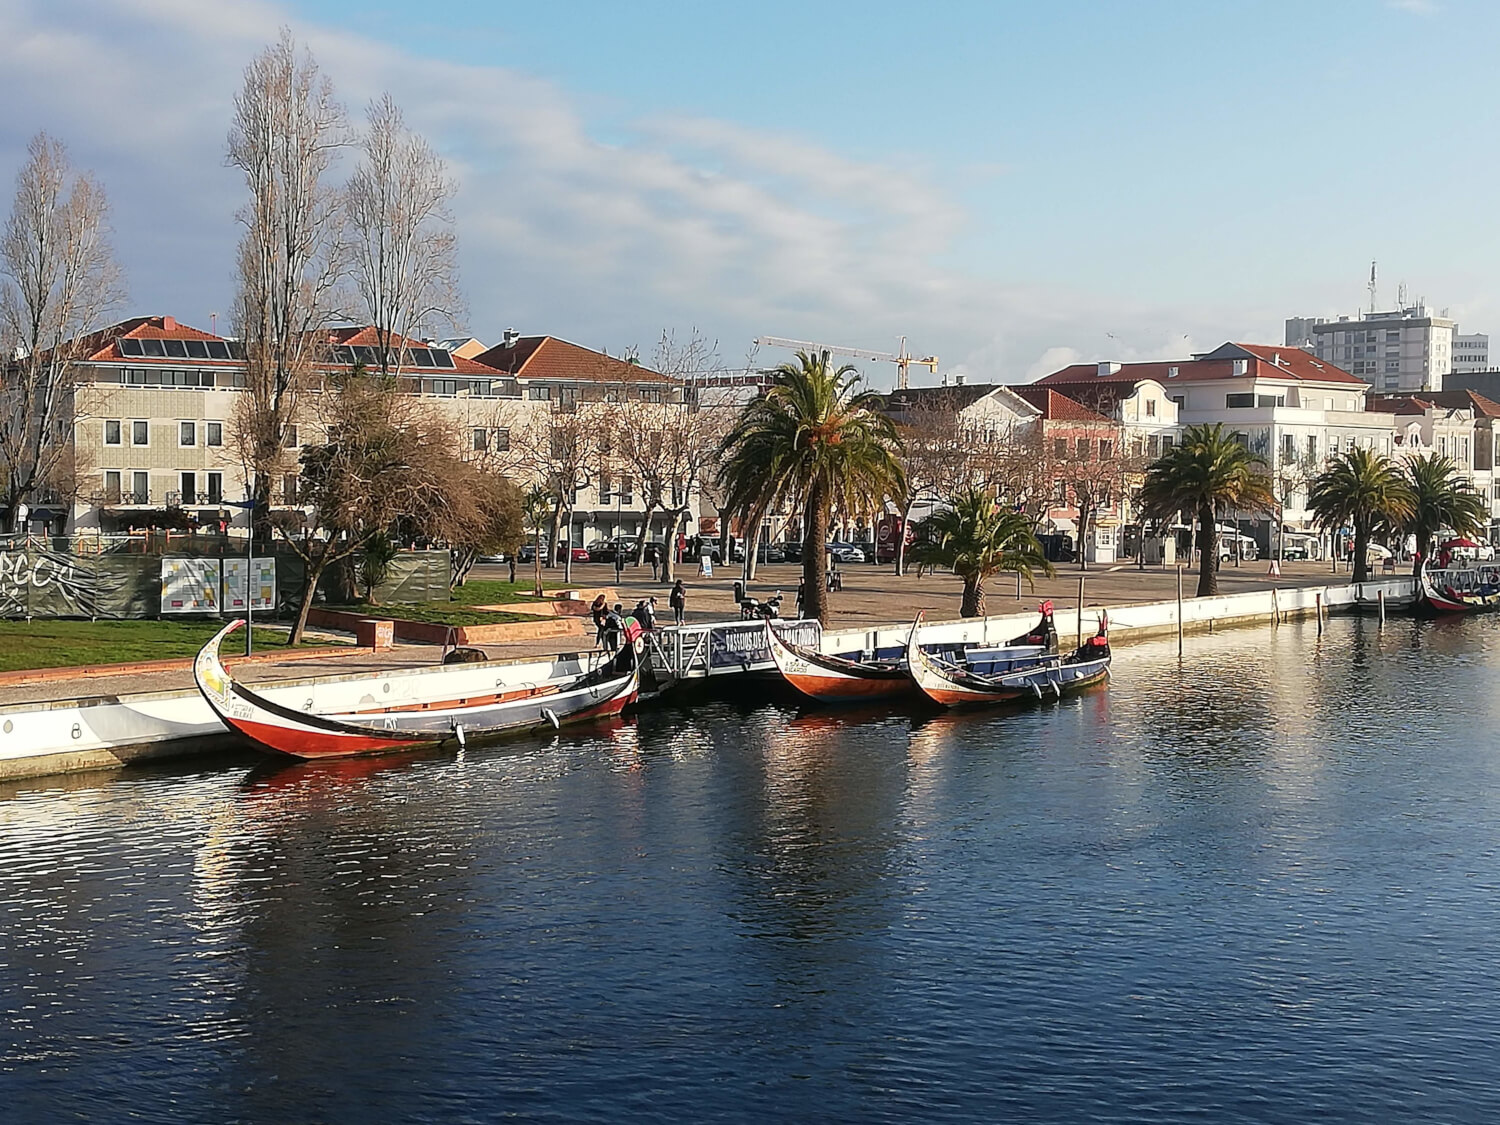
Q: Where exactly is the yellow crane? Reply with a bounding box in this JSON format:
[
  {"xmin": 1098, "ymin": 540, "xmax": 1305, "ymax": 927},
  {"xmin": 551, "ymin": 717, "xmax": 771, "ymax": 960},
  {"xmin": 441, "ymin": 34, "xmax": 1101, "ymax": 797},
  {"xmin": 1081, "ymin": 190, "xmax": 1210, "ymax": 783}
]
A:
[{"xmin": 754, "ymin": 335, "xmax": 939, "ymax": 390}]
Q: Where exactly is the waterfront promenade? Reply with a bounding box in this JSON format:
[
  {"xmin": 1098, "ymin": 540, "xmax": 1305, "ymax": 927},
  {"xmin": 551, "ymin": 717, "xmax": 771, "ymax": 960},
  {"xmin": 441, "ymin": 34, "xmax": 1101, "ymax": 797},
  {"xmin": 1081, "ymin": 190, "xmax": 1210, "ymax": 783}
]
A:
[{"xmin": 0, "ymin": 558, "xmax": 1375, "ymax": 707}]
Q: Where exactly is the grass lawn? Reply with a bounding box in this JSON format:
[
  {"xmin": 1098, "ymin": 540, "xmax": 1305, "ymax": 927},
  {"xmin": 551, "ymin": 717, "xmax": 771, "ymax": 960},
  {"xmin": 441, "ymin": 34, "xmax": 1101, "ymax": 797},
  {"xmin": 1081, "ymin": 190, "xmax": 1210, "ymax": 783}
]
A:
[
  {"xmin": 0, "ymin": 620, "xmax": 339, "ymax": 673},
  {"xmin": 447, "ymin": 580, "xmax": 549, "ymax": 607}
]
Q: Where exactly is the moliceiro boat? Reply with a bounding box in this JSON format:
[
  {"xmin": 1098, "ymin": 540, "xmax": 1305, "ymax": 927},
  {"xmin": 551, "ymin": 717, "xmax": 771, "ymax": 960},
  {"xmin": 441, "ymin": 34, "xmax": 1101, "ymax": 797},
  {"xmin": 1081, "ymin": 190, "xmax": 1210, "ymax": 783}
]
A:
[
  {"xmin": 1417, "ymin": 562, "xmax": 1500, "ymax": 614},
  {"xmin": 193, "ymin": 619, "xmax": 639, "ymax": 759},
  {"xmin": 763, "ymin": 604, "xmax": 1063, "ymax": 704},
  {"xmin": 906, "ymin": 609, "xmax": 1111, "ymax": 708}
]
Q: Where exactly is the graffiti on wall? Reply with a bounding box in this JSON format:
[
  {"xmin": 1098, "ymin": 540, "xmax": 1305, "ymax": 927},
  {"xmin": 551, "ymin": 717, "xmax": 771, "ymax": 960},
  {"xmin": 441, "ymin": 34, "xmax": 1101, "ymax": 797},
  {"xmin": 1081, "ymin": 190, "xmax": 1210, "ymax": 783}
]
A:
[{"xmin": 0, "ymin": 550, "xmax": 100, "ymax": 617}]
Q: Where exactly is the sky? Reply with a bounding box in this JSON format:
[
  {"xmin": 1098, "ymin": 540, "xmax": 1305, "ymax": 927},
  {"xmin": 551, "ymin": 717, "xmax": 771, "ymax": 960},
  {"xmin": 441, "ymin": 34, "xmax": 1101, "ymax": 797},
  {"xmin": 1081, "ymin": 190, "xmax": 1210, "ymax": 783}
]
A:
[{"xmin": 0, "ymin": 0, "xmax": 1493, "ymax": 387}]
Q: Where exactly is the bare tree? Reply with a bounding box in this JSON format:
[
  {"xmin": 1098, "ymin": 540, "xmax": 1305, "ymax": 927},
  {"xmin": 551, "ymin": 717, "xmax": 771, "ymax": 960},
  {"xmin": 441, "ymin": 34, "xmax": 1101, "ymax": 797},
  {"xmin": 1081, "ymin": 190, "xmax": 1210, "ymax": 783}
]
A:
[
  {"xmin": 281, "ymin": 369, "xmax": 485, "ymax": 642},
  {"xmin": 890, "ymin": 394, "xmax": 993, "ymax": 575},
  {"xmin": 0, "ymin": 133, "xmax": 124, "ymax": 527},
  {"xmin": 227, "ymin": 29, "xmax": 347, "ymax": 539},
  {"xmin": 345, "ymin": 93, "xmax": 462, "ymax": 377}
]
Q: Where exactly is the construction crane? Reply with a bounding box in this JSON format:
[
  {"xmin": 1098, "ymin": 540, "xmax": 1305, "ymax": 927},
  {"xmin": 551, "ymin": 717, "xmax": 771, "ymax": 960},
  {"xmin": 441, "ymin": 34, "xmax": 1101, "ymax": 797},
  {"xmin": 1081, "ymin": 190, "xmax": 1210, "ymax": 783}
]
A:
[{"xmin": 754, "ymin": 335, "xmax": 939, "ymax": 390}]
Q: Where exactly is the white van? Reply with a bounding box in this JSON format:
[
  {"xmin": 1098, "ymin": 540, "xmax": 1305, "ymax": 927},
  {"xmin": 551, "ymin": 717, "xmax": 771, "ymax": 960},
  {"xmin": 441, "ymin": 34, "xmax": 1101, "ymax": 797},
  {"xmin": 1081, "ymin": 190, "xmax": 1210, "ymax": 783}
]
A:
[{"xmin": 1216, "ymin": 525, "xmax": 1258, "ymax": 562}]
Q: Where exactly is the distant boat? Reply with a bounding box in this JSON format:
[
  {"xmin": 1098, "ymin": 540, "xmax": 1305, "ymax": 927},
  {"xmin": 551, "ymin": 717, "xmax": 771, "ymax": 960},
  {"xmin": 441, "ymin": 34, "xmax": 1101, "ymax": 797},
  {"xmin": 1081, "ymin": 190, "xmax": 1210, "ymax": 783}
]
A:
[
  {"xmin": 193, "ymin": 619, "xmax": 639, "ymax": 760},
  {"xmin": 764, "ymin": 606, "xmax": 1063, "ymax": 704},
  {"xmin": 1417, "ymin": 561, "xmax": 1500, "ymax": 615},
  {"xmin": 906, "ymin": 610, "xmax": 1112, "ymax": 708}
]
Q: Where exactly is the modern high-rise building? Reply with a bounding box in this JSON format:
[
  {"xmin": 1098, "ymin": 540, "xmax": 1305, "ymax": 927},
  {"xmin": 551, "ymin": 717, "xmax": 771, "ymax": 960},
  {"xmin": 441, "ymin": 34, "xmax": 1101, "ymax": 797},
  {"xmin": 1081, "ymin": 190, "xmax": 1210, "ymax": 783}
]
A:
[
  {"xmin": 1288, "ymin": 304, "xmax": 1456, "ymax": 393},
  {"xmin": 1453, "ymin": 333, "xmax": 1489, "ymax": 373}
]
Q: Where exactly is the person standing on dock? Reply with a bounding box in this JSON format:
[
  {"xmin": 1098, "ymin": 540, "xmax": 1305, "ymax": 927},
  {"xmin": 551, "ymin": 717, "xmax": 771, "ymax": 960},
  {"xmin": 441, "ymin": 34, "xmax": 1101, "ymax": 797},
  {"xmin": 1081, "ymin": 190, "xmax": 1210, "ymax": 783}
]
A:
[
  {"xmin": 591, "ymin": 593, "xmax": 609, "ymax": 649},
  {"xmin": 670, "ymin": 579, "xmax": 686, "ymax": 626}
]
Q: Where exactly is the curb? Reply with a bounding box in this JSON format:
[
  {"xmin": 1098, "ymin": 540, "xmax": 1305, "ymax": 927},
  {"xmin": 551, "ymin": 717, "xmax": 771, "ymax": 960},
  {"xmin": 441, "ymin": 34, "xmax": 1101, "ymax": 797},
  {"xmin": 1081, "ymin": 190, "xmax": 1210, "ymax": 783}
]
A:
[{"xmin": 0, "ymin": 643, "xmax": 364, "ymax": 688}]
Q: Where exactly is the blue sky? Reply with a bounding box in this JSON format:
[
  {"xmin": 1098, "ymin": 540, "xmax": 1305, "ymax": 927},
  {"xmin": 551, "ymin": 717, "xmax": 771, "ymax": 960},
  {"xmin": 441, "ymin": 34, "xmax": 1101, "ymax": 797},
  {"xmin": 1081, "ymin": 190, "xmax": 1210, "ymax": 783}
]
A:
[{"xmin": 0, "ymin": 0, "xmax": 1490, "ymax": 384}]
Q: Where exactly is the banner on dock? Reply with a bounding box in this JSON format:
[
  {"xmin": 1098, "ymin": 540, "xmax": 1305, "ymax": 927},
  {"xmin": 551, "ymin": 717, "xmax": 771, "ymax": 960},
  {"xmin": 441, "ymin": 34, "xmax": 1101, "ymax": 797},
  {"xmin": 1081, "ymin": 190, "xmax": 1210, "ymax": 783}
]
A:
[{"xmin": 708, "ymin": 620, "xmax": 820, "ymax": 670}]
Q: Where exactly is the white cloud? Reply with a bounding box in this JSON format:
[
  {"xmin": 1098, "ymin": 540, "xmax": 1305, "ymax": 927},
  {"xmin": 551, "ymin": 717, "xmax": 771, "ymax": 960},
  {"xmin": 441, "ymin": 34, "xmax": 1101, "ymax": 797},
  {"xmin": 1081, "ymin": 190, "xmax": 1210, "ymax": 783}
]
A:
[{"xmin": 0, "ymin": 0, "xmax": 1274, "ymax": 387}]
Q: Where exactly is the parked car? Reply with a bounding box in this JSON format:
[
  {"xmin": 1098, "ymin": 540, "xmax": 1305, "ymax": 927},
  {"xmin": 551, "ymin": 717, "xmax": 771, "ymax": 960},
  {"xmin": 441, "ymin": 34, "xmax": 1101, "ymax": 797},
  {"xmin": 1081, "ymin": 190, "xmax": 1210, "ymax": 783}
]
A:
[
  {"xmin": 1281, "ymin": 533, "xmax": 1320, "ymax": 561},
  {"xmin": 587, "ymin": 539, "xmax": 623, "ymax": 564},
  {"xmin": 782, "ymin": 542, "xmax": 803, "ymax": 563},
  {"xmin": 477, "ymin": 553, "xmax": 509, "ymax": 564},
  {"xmin": 828, "ymin": 543, "xmax": 866, "ymax": 563},
  {"xmin": 517, "ymin": 543, "xmax": 547, "ymax": 563}
]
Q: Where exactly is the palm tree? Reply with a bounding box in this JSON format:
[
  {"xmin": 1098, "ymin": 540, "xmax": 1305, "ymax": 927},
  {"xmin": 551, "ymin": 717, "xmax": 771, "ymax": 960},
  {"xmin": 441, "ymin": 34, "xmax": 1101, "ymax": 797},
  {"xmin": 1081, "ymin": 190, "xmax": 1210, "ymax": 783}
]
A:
[
  {"xmin": 1138, "ymin": 423, "xmax": 1274, "ymax": 597},
  {"xmin": 718, "ymin": 350, "xmax": 904, "ymax": 623},
  {"xmin": 1400, "ymin": 453, "xmax": 1486, "ymax": 574},
  {"xmin": 909, "ymin": 487, "xmax": 1053, "ymax": 616},
  {"xmin": 1307, "ymin": 447, "xmax": 1413, "ymax": 583}
]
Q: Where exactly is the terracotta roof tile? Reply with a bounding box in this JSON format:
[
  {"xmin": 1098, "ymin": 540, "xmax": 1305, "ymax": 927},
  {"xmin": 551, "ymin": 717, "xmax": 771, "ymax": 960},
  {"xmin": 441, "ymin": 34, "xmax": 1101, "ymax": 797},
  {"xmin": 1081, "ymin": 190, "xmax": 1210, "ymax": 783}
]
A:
[
  {"xmin": 472, "ymin": 336, "xmax": 669, "ymax": 383},
  {"xmin": 1009, "ymin": 386, "xmax": 1113, "ymax": 422},
  {"xmin": 1036, "ymin": 343, "xmax": 1364, "ymax": 388}
]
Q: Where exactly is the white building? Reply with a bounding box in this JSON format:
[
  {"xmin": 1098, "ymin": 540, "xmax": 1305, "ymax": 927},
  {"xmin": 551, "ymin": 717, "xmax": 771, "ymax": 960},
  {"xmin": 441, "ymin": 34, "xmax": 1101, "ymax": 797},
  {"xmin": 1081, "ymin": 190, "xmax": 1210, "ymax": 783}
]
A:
[
  {"xmin": 1291, "ymin": 304, "xmax": 1456, "ymax": 393},
  {"xmin": 1453, "ymin": 334, "xmax": 1489, "ymax": 373},
  {"xmin": 1037, "ymin": 342, "xmax": 1396, "ymax": 547}
]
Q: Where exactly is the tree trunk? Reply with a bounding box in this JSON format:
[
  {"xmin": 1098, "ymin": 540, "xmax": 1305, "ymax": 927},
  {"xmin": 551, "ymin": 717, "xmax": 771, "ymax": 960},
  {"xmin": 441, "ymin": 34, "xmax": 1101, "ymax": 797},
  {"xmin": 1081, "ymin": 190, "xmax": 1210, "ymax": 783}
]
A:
[
  {"xmin": 661, "ymin": 508, "xmax": 687, "ymax": 583},
  {"xmin": 548, "ymin": 500, "xmax": 564, "ymax": 569},
  {"xmin": 1077, "ymin": 504, "xmax": 1091, "ymax": 572},
  {"xmin": 744, "ymin": 518, "xmax": 763, "ymax": 581},
  {"xmin": 633, "ymin": 504, "xmax": 657, "ymax": 565},
  {"xmin": 801, "ymin": 483, "xmax": 830, "ymax": 623},
  {"xmin": 532, "ymin": 525, "xmax": 544, "ymax": 596},
  {"xmin": 961, "ymin": 573, "xmax": 985, "ymax": 617},
  {"xmin": 895, "ymin": 499, "xmax": 916, "ymax": 576},
  {"xmin": 562, "ymin": 509, "xmax": 574, "ymax": 584},
  {"xmin": 1413, "ymin": 531, "xmax": 1430, "ymax": 577},
  {"xmin": 1353, "ymin": 519, "xmax": 1370, "ymax": 584},
  {"xmin": 288, "ymin": 546, "xmax": 331, "ymax": 645},
  {"xmin": 1195, "ymin": 499, "xmax": 1219, "ymax": 597},
  {"xmin": 252, "ymin": 474, "xmax": 274, "ymax": 545}
]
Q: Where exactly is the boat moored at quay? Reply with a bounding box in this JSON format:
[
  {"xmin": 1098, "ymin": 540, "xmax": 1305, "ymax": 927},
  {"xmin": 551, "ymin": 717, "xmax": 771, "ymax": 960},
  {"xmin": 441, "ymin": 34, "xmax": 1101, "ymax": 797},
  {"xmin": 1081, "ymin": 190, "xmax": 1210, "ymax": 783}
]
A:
[
  {"xmin": 1417, "ymin": 562, "xmax": 1500, "ymax": 614},
  {"xmin": 906, "ymin": 610, "xmax": 1112, "ymax": 708},
  {"xmin": 763, "ymin": 603, "xmax": 1065, "ymax": 704},
  {"xmin": 194, "ymin": 619, "xmax": 640, "ymax": 759}
]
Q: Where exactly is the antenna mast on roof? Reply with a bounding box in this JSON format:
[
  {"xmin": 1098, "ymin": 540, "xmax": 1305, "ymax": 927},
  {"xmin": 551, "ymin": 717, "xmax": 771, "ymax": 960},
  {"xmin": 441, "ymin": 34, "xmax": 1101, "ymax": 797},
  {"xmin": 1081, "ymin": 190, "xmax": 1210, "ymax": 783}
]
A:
[{"xmin": 1368, "ymin": 261, "xmax": 1377, "ymax": 314}]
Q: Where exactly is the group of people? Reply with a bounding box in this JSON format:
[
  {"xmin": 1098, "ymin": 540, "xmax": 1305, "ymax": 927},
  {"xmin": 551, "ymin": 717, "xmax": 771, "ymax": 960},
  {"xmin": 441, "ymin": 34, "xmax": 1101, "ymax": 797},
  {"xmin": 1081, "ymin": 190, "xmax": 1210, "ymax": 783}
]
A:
[{"xmin": 591, "ymin": 580, "xmax": 687, "ymax": 650}]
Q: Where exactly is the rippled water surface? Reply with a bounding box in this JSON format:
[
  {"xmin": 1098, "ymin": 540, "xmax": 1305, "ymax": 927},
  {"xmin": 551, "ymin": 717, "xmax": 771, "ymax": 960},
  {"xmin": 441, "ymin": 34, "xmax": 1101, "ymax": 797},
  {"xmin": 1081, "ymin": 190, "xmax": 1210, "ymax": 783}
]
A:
[{"xmin": 5, "ymin": 615, "xmax": 1500, "ymax": 1122}]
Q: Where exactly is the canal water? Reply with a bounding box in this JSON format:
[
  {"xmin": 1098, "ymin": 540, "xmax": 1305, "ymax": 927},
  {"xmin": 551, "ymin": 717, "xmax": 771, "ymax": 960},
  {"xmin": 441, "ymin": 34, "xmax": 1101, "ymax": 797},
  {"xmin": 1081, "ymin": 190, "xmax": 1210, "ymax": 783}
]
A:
[{"xmin": 4, "ymin": 615, "xmax": 1500, "ymax": 1123}]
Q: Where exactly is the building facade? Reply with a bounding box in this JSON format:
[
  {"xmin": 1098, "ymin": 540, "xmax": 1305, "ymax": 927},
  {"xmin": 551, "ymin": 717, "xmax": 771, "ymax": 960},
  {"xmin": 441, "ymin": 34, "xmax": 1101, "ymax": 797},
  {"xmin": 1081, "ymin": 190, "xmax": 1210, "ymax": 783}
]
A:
[{"xmin": 1290, "ymin": 304, "xmax": 1457, "ymax": 393}]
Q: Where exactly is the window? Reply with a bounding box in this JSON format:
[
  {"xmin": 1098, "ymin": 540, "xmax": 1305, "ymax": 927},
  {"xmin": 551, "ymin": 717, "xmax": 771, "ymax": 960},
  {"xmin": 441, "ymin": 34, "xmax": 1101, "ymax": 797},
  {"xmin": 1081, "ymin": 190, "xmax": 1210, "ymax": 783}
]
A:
[
  {"xmin": 494, "ymin": 428, "xmax": 510, "ymax": 452},
  {"xmin": 473, "ymin": 428, "xmax": 489, "ymax": 452},
  {"xmin": 1144, "ymin": 399, "xmax": 1156, "ymax": 417},
  {"xmin": 281, "ymin": 474, "xmax": 298, "ymax": 505},
  {"xmin": 620, "ymin": 474, "xmax": 633, "ymax": 504},
  {"xmin": 283, "ymin": 425, "xmax": 298, "ymax": 449},
  {"xmin": 1225, "ymin": 393, "xmax": 1255, "ymax": 408},
  {"xmin": 1256, "ymin": 395, "xmax": 1284, "ymax": 408},
  {"xmin": 206, "ymin": 422, "xmax": 222, "ymax": 447},
  {"xmin": 131, "ymin": 420, "xmax": 149, "ymax": 446},
  {"xmin": 1283, "ymin": 434, "xmax": 1296, "ymax": 462},
  {"xmin": 1098, "ymin": 439, "xmax": 1112, "ymax": 460},
  {"xmin": 640, "ymin": 388, "xmax": 663, "ymax": 403},
  {"xmin": 101, "ymin": 420, "xmax": 121, "ymax": 446},
  {"xmin": 1170, "ymin": 395, "xmax": 1185, "ymax": 409},
  {"xmin": 1051, "ymin": 480, "xmax": 1066, "ymax": 502},
  {"xmin": 179, "ymin": 472, "xmax": 197, "ymax": 505},
  {"xmin": 131, "ymin": 471, "xmax": 149, "ymax": 504},
  {"xmin": 1053, "ymin": 438, "xmax": 1067, "ymax": 458},
  {"xmin": 206, "ymin": 472, "xmax": 222, "ymax": 504},
  {"xmin": 179, "ymin": 421, "xmax": 196, "ymax": 447},
  {"xmin": 528, "ymin": 386, "xmax": 552, "ymax": 401},
  {"xmin": 102, "ymin": 471, "xmax": 121, "ymax": 504},
  {"xmin": 599, "ymin": 472, "xmax": 612, "ymax": 503}
]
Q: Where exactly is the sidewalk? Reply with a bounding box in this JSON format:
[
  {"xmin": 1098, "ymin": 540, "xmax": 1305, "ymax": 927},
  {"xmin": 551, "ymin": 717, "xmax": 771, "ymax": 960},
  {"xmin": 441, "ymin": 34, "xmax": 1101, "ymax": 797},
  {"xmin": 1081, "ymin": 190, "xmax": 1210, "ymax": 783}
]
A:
[{"xmin": 0, "ymin": 557, "xmax": 1371, "ymax": 707}]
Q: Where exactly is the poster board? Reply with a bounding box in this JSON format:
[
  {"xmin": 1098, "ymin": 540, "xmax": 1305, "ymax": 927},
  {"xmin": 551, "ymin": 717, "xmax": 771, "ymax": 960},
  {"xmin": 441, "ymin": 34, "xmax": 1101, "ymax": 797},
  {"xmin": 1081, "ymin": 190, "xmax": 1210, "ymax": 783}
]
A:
[
  {"xmin": 160, "ymin": 558, "xmax": 221, "ymax": 614},
  {"xmin": 223, "ymin": 558, "xmax": 276, "ymax": 612}
]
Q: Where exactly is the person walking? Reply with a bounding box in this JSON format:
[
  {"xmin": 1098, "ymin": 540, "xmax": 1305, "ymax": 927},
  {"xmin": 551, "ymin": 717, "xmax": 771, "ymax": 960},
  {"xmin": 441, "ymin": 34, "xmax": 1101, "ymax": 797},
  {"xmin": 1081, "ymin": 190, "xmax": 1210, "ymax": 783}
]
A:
[
  {"xmin": 614, "ymin": 549, "xmax": 625, "ymax": 586},
  {"xmin": 508, "ymin": 555, "xmax": 517, "ymax": 583},
  {"xmin": 649, "ymin": 546, "xmax": 660, "ymax": 582},
  {"xmin": 669, "ymin": 579, "xmax": 686, "ymax": 626},
  {"xmin": 590, "ymin": 593, "xmax": 609, "ymax": 649}
]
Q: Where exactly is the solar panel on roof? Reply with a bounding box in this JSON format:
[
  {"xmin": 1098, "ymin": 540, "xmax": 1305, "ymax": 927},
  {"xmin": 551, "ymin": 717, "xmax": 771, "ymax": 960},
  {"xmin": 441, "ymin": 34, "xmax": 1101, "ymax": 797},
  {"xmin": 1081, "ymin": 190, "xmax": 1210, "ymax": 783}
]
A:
[
  {"xmin": 140, "ymin": 339, "xmax": 165, "ymax": 357},
  {"xmin": 354, "ymin": 346, "xmax": 376, "ymax": 365},
  {"xmin": 411, "ymin": 348, "xmax": 435, "ymax": 368},
  {"xmin": 163, "ymin": 340, "xmax": 187, "ymax": 358},
  {"xmin": 118, "ymin": 338, "xmax": 143, "ymax": 357},
  {"xmin": 205, "ymin": 341, "xmax": 229, "ymax": 360},
  {"xmin": 432, "ymin": 349, "xmax": 455, "ymax": 368},
  {"xmin": 227, "ymin": 342, "xmax": 244, "ymax": 359},
  {"xmin": 185, "ymin": 340, "xmax": 208, "ymax": 359}
]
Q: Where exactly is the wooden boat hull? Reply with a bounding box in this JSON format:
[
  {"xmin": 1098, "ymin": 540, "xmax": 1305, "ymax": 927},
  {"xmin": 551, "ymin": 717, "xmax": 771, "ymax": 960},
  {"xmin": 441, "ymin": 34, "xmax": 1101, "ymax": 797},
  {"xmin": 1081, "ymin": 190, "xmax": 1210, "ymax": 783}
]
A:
[
  {"xmin": 764, "ymin": 622, "xmax": 913, "ymax": 702},
  {"xmin": 763, "ymin": 619, "xmax": 1056, "ymax": 704},
  {"xmin": 193, "ymin": 619, "xmax": 639, "ymax": 760},
  {"xmin": 904, "ymin": 611, "xmax": 1111, "ymax": 709},
  {"xmin": 1417, "ymin": 563, "xmax": 1500, "ymax": 614}
]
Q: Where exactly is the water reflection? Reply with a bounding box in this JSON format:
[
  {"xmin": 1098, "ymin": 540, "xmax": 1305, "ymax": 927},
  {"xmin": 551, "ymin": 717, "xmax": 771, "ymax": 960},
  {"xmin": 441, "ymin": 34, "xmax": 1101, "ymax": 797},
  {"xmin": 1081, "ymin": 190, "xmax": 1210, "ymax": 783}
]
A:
[{"xmin": 6, "ymin": 618, "xmax": 1500, "ymax": 1120}]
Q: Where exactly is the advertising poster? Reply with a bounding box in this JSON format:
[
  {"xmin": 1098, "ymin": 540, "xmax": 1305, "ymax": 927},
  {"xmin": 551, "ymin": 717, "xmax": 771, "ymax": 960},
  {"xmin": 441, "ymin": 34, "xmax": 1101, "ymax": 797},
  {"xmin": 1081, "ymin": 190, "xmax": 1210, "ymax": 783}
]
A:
[
  {"xmin": 224, "ymin": 557, "xmax": 277, "ymax": 611},
  {"xmin": 160, "ymin": 558, "xmax": 221, "ymax": 614}
]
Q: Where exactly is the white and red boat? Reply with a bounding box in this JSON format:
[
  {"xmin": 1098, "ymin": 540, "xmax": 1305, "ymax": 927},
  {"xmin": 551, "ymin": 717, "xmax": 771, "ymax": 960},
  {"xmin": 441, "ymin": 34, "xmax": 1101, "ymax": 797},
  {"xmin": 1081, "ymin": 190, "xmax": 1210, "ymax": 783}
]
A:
[
  {"xmin": 906, "ymin": 610, "xmax": 1111, "ymax": 708},
  {"xmin": 1417, "ymin": 560, "xmax": 1500, "ymax": 614},
  {"xmin": 193, "ymin": 618, "xmax": 639, "ymax": 760},
  {"xmin": 764, "ymin": 605, "xmax": 1063, "ymax": 704}
]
